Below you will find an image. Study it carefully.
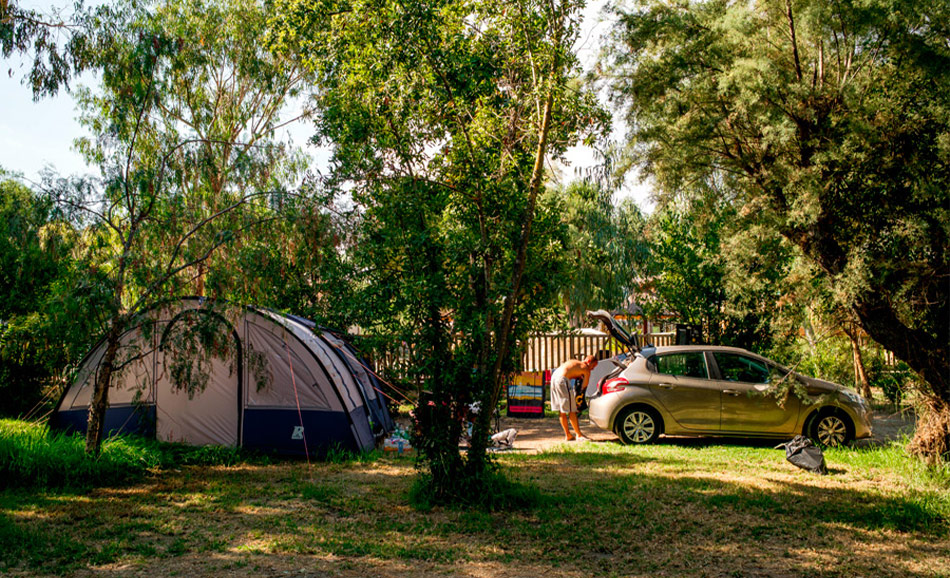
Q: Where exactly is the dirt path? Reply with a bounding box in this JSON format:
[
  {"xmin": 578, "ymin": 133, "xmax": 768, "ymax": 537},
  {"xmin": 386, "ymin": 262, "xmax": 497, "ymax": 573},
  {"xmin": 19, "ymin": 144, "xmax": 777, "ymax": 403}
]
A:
[{"xmin": 497, "ymin": 408, "xmax": 916, "ymax": 453}]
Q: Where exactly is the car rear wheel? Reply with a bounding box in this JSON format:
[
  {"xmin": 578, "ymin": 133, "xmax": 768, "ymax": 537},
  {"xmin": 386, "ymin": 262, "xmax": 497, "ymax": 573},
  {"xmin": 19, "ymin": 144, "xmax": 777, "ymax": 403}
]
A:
[
  {"xmin": 615, "ymin": 405, "xmax": 662, "ymax": 445},
  {"xmin": 808, "ymin": 410, "xmax": 854, "ymax": 447}
]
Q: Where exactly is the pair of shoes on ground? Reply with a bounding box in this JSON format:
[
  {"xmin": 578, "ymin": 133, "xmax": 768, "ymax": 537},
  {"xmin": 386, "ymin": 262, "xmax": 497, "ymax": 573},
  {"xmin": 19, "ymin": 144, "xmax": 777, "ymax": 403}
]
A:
[{"xmin": 566, "ymin": 435, "xmax": 591, "ymax": 442}]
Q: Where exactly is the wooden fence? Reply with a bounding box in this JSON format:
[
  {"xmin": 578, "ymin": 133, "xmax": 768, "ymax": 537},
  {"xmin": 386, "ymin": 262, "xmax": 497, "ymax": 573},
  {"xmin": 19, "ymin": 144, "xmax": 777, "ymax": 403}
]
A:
[
  {"xmin": 372, "ymin": 331, "xmax": 676, "ymax": 380},
  {"xmin": 520, "ymin": 332, "xmax": 675, "ymax": 372}
]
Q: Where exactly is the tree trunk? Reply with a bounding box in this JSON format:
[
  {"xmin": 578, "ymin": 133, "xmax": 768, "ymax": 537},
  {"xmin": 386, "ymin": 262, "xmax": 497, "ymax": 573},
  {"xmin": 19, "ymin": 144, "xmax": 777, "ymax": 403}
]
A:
[
  {"xmin": 802, "ymin": 316, "xmax": 822, "ymax": 380},
  {"xmin": 851, "ymin": 297, "xmax": 949, "ymax": 462},
  {"xmin": 843, "ymin": 324, "xmax": 872, "ymax": 400},
  {"xmin": 487, "ymin": 62, "xmax": 558, "ymax": 411},
  {"xmin": 85, "ymin": 322, "xmax": 121, "ymax": 455}
]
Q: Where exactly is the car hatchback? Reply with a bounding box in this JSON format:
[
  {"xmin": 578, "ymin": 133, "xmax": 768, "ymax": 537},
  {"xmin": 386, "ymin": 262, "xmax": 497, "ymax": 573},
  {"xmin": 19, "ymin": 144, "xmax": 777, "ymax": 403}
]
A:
[{"xmin": 584, "ymin": 312, "xmax": 872, "ymax": 446}]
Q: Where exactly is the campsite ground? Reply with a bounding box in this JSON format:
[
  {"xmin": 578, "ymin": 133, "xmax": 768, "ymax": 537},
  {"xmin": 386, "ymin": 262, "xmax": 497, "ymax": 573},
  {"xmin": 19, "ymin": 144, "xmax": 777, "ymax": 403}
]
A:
[
  {"xmin": 2, "ymin": 407, "xmax": 946, "ymax": 578},
  {"xmin": 501, "ymin": 405, "xmax": 918, "ymax": 453}
]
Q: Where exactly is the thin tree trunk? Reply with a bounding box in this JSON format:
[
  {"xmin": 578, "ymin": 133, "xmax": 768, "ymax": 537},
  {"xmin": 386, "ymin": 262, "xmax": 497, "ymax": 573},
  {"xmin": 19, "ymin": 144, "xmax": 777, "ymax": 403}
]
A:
[
  {"xmin": 845, "ymin": 325, "xmax": 872, "ymax": 400},
  {"xmin": 802, "ymin": 316, "xmax": 822, "ymax": 380},
  {"xmin": 85, "ymin": 322, "xmax": 121, "ymax": 455},
  {"xmin": 785, "ymin": 0, "xmax": 803, "ymax": 82},
  {"xmin": 488, "ymin": 57, "xmax": 559, "ymax": 410}
]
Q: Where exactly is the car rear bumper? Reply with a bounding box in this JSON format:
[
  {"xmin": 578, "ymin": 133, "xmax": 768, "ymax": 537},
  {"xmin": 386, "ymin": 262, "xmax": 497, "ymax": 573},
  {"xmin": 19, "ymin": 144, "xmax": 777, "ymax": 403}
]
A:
[{"xmin": 588, "ymin": 397, "xmax": 613, "ymax": 431}]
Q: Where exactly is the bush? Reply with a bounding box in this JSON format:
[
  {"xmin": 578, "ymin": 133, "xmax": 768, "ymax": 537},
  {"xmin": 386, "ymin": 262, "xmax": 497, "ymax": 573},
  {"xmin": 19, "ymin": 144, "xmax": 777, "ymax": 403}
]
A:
[
  {"xmin": 770, "ymin": 334, "xmax": 913, "ymax": 407},
  {"xmin": 867, "ymin": 355, "xmax": 914, "ymax": 407}
]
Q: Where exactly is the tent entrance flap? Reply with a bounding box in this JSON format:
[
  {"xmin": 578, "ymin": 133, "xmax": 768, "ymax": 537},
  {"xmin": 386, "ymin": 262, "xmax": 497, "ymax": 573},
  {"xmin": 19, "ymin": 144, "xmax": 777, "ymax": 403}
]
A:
[{"xmin": 155, "ymin": 311, "xmax": 242, "ymax": 447}]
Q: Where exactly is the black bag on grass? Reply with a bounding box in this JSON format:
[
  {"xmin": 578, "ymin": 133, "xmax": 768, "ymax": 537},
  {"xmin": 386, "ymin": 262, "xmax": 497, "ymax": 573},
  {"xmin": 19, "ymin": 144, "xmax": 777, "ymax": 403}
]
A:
[{"xmin": 779, "ymin": 435, "xmax": 827, "ymax": 475}]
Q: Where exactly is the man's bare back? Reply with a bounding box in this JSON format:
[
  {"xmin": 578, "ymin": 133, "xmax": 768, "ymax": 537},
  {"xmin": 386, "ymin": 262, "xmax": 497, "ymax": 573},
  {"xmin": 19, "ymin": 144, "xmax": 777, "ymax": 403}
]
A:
[{"xmin": 558, "ymin": 358, "xmax": 593, "ymax": 381}]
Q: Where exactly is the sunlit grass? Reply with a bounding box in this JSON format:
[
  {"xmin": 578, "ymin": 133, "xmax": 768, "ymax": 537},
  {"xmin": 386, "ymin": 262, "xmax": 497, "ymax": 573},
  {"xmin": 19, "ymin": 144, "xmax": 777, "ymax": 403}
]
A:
[{"xmin": 1, "ymin": 419, "xmax": 948, "ymax": 576}]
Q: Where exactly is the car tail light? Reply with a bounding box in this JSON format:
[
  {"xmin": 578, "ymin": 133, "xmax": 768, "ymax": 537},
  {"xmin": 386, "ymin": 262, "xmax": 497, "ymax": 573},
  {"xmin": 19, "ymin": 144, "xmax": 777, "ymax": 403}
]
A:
[{"xmin": 601, "ymin": 376, "xmax": 629, "ymax": 395}]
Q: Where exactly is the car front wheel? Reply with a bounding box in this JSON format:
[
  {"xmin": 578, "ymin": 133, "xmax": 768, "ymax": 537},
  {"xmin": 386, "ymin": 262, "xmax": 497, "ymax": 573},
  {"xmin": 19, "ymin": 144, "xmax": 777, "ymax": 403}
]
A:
[
  {"xmin": 808, "ymin": 410, "xmax": 855, "ymax": 447},
  {"xmin": 615, "ymin": 405, "xmax": 662, "ymax": 445}
]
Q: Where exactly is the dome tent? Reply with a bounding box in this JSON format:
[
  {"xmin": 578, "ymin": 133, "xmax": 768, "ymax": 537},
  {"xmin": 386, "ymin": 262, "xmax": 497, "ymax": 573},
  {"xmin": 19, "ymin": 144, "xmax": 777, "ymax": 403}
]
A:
[{"xmin": 50, "ymin": 298, "xmax": 392, "ymax": 455}]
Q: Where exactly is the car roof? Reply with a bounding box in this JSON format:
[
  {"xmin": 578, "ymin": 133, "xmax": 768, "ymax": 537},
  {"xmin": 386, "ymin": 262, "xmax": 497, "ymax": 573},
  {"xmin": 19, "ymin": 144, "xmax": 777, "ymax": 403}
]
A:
[{"xmin": 648, "ymin": 345, "xmax": 761, "ymax": 356}]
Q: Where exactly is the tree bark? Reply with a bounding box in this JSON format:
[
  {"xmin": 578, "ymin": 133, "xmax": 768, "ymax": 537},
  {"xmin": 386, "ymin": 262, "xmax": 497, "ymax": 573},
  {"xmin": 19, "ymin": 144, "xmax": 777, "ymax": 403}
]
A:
[
  {"xmin": 843, "ymin": 323, "xmax": 872, "ymax": 400},
  {"xmin": 85, "ymin": 321, "xmax": 121, "ymax": 455},
  {"xmin": 850, "ymin": 293, "xmax": 949, "ymax": 461}
]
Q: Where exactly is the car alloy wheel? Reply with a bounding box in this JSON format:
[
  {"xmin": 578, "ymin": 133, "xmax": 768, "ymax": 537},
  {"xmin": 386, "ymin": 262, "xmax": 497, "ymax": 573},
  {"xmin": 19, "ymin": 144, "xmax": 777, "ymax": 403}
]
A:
[
  {"xmin": 815, "ymin": 414, "xmax": 848, "ymax": 446},
  {"xmin": 618, "ymin": 407, "xmax": 660, "ymax": 444}
]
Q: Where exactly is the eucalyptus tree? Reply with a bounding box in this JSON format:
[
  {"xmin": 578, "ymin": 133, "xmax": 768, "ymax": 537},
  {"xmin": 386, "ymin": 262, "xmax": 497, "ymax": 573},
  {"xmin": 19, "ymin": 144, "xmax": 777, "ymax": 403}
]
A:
[
  {"xmin": 604, "ymin": 0, "xmax": 950, "ymax": 461},
  {"xmin": 554, "ymin": 181, "xmax": 647, "ymax": 326},
  {"xmin": 55, "ymin": 0, "xmax": 309, "ymax": 455},
  {"xmin": 0, "ymin": 1, "xmax": 90, "ymax": 97},
  {"xmin": 269, "ymin": 0, "xmax": 605, "ymax": 502}
]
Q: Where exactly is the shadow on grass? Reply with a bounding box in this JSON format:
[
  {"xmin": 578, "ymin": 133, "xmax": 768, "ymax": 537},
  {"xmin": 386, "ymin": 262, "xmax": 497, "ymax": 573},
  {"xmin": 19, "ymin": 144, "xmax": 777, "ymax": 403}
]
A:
[
  {"xmin": 659, "ymin": 435, "xmax": 787, "ymax": 449},
  {"xmin": 1, "ymin": 446, "xmax": 947, "ymax": 577}
]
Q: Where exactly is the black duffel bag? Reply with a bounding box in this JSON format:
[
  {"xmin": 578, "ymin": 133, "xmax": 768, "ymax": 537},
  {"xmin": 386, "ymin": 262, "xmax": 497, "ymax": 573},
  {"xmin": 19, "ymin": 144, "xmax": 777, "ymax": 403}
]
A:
[{"xmin": 777, "ymin": 435, "xmax": 828, "ymax": 475}]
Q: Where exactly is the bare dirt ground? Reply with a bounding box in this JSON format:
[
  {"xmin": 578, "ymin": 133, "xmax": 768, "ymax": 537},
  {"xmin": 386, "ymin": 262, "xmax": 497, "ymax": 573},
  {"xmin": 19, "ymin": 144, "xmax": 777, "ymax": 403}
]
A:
[{"xmin": 498, "ymin": 407, "xmax": 916, "ymax": 453}]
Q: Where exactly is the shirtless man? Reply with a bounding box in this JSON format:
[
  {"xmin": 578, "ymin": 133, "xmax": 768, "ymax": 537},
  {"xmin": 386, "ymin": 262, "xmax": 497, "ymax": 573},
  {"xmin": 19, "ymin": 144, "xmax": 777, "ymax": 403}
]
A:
[{"xmin": 550, "ymin": 355, "xmax": 598, "ymax": 441}]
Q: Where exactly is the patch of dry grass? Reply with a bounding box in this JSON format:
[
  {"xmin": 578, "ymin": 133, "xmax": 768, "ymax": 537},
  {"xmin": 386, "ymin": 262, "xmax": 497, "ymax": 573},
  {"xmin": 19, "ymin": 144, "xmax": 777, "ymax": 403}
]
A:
[{"xmin": 1, "ymin": 439, "xmax": 947, "ymax": 577}]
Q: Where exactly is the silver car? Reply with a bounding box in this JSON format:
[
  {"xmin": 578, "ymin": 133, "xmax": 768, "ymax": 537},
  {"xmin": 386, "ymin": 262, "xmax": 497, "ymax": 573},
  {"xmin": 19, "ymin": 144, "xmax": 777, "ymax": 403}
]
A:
[{"xmin": 585, "ymin": 311, "xmax": 873, "ymax": 446}]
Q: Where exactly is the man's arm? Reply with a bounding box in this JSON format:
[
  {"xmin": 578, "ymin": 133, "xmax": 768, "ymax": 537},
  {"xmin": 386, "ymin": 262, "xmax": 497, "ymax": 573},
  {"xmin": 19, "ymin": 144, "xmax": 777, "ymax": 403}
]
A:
[{"xmin": 581, "ymin": 370, "xmax": 592, "ymax": 389}]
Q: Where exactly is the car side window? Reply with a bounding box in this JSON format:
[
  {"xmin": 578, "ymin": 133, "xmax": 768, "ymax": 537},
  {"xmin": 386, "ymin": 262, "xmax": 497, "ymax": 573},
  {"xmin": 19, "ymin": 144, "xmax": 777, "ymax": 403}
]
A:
[
  {"xmin": 649, "ymin": 353, "xmax": 708, "ymax": 379},
  {"xmin": 714, "ymin": 353, "xmax": 770, "ymax": 384}
]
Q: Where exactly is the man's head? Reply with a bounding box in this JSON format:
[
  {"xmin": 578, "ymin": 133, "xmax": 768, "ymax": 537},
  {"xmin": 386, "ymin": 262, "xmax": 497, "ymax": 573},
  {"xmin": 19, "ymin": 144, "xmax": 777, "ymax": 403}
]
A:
[{"xmin": 582, "ymin": 355, "xmax": 598, "ymax": 370}]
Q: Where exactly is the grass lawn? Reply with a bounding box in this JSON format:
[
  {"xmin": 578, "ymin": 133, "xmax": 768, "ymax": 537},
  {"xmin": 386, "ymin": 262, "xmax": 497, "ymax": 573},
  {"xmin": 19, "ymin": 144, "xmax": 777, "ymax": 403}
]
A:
[{"xmin": 1, "ymin": 427, "xmax": 948, "ymax": 577}]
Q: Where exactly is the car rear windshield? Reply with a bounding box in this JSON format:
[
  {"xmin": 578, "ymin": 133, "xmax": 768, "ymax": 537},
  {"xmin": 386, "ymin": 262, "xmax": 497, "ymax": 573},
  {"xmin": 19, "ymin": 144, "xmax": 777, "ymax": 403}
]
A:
[{"xmin": 648, "ymin": 352, "xmax": 708, "ymax": 379}]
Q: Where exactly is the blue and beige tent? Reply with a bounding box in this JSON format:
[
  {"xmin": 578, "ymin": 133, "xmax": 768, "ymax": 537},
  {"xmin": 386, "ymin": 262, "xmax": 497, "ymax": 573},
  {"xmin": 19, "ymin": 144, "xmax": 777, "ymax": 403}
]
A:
[{"xmin": 50, "ymin": 298, "xmax": 392, "ymax": 455}]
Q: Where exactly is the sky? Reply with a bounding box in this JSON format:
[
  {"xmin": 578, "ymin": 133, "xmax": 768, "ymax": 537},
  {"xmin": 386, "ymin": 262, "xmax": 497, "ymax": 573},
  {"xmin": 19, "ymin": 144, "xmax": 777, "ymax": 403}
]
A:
[{"xmin": 0, "ymin": 1, "xmax": 654, "ymax": 211}]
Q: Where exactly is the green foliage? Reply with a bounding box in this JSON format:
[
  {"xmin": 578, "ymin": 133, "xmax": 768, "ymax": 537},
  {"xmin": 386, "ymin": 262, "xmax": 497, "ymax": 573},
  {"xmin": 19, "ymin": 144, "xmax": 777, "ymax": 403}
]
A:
[
  {"xmin": 646, "ymin": 201, "xmax": 726, "ymax": 340},
  {"xmin": 640, "ymin": 191, "xmax": 792, "ymax": 349},
  {"xmin": 870, "ymin": 359, "xmax": 914, "ymax": 407},
  {"xmin": 551, "ymin": 181, "xmax": 647, "ymax": 324},
  {"xmin": 0, "ymin": 177, "xmax": 104, "ymax": 418},
  {"xmin": 0, "ymin": 419, "xmax": 264, "ymax": 490},
  {"xmin": 268, "ymin": 0, "xmax": 606, "ymax": 500},
  {"xmin": 604, "ymin": 0, "xmax": 950, "ymax": 458},
  {"xmin": 0, "ymin": 1, "xmax": 98, "ymax": 97}
]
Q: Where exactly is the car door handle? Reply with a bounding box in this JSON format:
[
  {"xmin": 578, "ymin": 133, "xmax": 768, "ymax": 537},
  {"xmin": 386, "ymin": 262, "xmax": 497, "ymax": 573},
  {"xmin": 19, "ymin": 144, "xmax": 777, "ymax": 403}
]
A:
[
  {"xmin": 657, "ymin": 383, "xmax": 675, "ymax": 390},
  {"xmin": 723, "ymin": 389, "xmax": 741, "ymax": 396}
]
